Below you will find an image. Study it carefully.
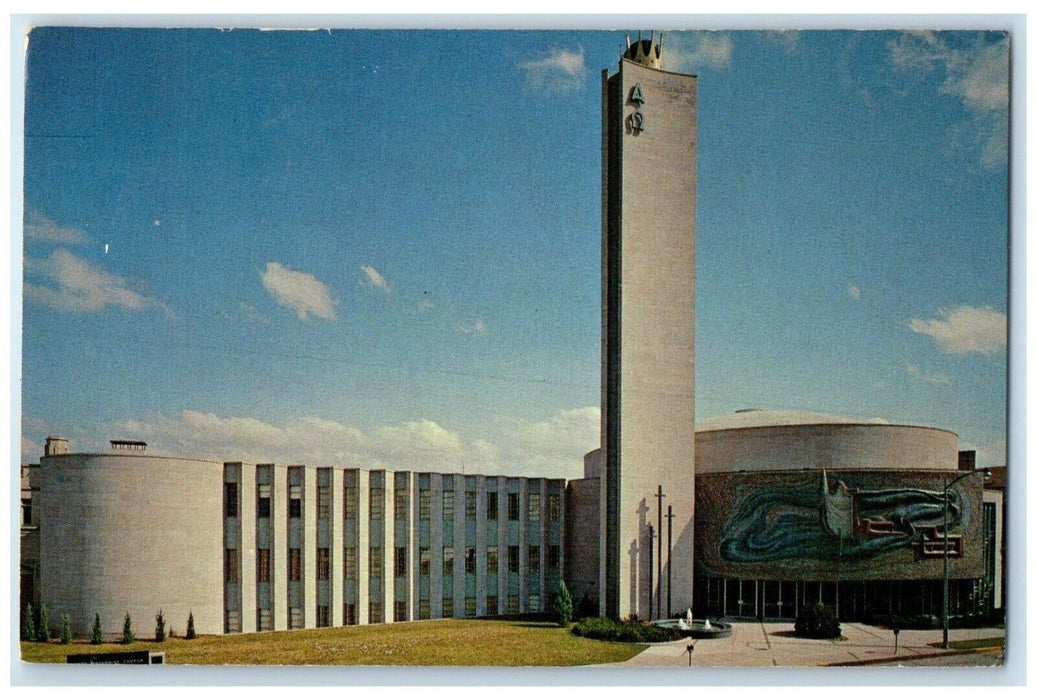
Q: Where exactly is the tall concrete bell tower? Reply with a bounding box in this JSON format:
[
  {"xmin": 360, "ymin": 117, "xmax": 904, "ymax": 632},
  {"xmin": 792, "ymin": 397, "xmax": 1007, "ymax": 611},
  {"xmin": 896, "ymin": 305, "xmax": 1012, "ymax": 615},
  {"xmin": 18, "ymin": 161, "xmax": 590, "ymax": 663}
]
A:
[{"xmin": 600, "ymin": 33, "xmax": 697, "ymax": 620}]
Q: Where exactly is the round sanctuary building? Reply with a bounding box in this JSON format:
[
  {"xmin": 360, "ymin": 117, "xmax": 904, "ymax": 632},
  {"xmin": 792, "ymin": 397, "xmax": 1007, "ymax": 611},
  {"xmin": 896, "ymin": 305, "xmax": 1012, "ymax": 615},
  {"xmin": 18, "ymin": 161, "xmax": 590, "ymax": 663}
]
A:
[{"xmin": 692, "ymin": 410, "xmax": 999, "ymax": 624}]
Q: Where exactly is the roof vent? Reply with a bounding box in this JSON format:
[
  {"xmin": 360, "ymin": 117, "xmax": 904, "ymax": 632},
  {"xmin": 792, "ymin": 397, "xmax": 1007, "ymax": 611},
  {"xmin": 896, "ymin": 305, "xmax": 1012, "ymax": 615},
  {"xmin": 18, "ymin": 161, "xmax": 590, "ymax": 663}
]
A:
[{"xmin": 110, "ymin": 440, "xmax": 147, "ymax": 452}]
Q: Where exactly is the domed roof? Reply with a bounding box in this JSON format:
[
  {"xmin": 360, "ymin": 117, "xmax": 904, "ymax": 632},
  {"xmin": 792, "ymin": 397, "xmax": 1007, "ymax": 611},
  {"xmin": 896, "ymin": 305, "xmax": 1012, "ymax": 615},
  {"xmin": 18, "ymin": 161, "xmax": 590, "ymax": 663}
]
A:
[{"xmin": 695, "ymin": 408, "xmax": 890, "ymax": 433}]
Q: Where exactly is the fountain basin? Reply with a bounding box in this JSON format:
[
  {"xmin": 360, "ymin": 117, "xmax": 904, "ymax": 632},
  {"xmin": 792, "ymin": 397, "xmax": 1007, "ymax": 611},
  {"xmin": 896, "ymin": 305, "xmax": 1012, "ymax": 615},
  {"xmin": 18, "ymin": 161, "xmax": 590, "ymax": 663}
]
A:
[{"xmin": 652, "ymin": 618, "xmax": 733, "ymax": 639}]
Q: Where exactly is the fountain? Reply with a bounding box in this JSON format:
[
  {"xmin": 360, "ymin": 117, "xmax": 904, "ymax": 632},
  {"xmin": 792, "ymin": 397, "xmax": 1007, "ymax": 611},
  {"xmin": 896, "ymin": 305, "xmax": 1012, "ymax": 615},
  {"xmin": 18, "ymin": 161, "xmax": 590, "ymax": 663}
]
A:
[{"xmin": 653, "ymin": 608, "xmax": 732, "ymax": 639}]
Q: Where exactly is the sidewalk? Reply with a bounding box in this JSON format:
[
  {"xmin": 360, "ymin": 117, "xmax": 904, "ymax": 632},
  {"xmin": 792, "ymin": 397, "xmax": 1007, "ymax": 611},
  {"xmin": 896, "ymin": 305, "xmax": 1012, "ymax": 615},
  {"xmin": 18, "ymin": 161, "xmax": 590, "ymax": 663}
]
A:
[{"xmin": 599, "ymin": 621, "xmax": 1005, "ymax": 667}]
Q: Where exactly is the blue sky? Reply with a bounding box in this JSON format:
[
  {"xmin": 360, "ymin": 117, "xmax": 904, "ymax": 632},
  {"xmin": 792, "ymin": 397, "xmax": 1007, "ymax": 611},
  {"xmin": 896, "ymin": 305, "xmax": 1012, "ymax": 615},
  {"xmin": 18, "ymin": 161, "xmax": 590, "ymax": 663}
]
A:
[{"xmin": 19, "ymin": 27, "xmax": 1009, "ymax": 476}]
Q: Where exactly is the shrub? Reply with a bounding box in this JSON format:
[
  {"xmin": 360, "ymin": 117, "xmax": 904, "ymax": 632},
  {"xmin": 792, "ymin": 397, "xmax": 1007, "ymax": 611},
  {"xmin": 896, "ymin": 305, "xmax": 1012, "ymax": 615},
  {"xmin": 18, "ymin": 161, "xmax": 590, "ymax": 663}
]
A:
[
  {"xmin": 21, "ymin": 604, "xmax": 36, "ymax": 642},
  {"xmin": 185, "ymin": 611, "xmax": 196, "ymax": 640},
  {"xmin": 571, "ymin": 616, "xmax": 682, "ymax": 643},
  {"xmin": 551, "ymin": 580, "xmax": 574, "ymax": 627},
  {"xmin": 155, "ymin": 609, "xmax": 166, "ymax": 642},
  {"xmin": 122, "ymin": 613, "xmax": 134, "ymax": 644},
  {"xmin": 90, "ymin": 612, "xmax": 104, "ymax": 644},
  {"xmin": 36, "ymin": 604, "xmax": 51, "ymax": 642},
  {"xmin": 60, "ymin": 613, "xmax": 72, "ymax": 644},
  {"xmin": 794, "ymin": 602, "xmax": 841, "ymax": 640}
]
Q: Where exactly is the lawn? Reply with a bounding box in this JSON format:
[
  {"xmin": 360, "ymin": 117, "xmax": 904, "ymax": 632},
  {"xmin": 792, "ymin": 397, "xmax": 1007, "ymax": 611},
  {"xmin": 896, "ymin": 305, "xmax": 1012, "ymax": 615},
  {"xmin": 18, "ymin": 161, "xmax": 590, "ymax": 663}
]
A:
[{"xmin": 20, "ymin": 619, "xmax": 646, "ymax": 666}]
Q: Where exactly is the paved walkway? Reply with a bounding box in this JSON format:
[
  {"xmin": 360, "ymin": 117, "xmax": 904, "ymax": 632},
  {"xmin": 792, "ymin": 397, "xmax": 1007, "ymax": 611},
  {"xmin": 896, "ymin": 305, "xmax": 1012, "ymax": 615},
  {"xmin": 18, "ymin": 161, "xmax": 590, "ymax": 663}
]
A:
[{"xmin": 599, "ymin": 621, "xmax": 1005, "ymax": 667}]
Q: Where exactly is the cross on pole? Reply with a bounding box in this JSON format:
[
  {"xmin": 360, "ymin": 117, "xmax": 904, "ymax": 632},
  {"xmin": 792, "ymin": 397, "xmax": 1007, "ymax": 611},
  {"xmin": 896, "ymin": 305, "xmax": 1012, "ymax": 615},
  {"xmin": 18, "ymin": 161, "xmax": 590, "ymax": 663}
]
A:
[{"xmin": 655, "ymin": 484, "xmax": 665, "ymax": 619}]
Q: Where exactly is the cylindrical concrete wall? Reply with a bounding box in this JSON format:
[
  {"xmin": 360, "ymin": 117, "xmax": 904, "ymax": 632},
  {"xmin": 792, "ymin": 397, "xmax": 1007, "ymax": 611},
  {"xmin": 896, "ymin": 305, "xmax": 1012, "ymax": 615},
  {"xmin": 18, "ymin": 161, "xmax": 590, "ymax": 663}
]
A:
[{"xmin": 37, "ymin": 452, "xmax": 225, "ymax": 637}]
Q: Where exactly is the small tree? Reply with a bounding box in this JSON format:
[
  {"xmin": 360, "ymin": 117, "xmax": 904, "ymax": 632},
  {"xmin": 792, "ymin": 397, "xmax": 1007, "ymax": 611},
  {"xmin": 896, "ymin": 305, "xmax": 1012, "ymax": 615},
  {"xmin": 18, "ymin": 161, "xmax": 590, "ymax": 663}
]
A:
[
  {"xmin": 121, "ymin": 612, "xmax": 134, "ymax": 644},
  {"xmin": 36, "ymin": 603, "xmax": 51, "ymax": 642},
  {"xmin": 185, "ymin": 611, "xmax": 196, "ymax": 640},
  {"xmin": 794, "ymin": 602, "xmax": 842, "ymax": 640},
  {"xmin": 155, "ymin": 609, "xmax": 166, "ymax": 642},
  {"xmin": 90, "ymin": 612, "xmax": 104, "ymax": 644},
  {"xmin": 551, "ymin": 580, "xmax": 574, "ymax": 627},
  {"xmin": 60, "ymin": 613, "xmax": 72, "ymax": 644},
  {"xmin": 21, "ymin": 604, "xmax": 36, "ymax": 642}
]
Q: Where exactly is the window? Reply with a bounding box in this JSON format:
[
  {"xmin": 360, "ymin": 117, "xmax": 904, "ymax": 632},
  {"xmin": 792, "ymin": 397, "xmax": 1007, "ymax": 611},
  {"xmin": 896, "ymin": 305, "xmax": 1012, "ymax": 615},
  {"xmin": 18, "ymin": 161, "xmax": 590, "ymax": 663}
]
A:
[
  {"xmin": 370, "ymin": 547, "xmax": 383, "ymax": 580},
  {"xmin": 289, "ymin": 548, "xmax": 301, "ymax": 581},
  {"xmin": 528, "ymin": 494, "xmax": 541, "ymax": 521},
  {"xmin": 465, "ymin": 597, "xmax": 476, "ymax": 617},
  {"xmin": 22, "ymin": 499, "xmax": 32, "ymax": 526},
  {"xmin": 420, "ymin": 547, "xmax": 430, "ymax": 575},
  {"xmin": 487, "ymin": 546, "xmax": 498, "ymax": 574},
  {"xmin": 507, "ymin": 595, "xmax": 519, "ymax": 614},
  {"xmin": 344, "ymin": 486, "xmax": 358, "ymax": 519},
  {"xmin": 395, "ymin": 488, "xmax": 407, "ymax": 521},
  {"xmin": 419, "ymin": 599, "xmax": 430, "ymax": 620},
  {"xmin": 258, "ymin": 549, "xmax": 271, "ymax": 583},
  {"xmin": 419, "ymin": 489, "xmax": 431, "ymax": 520},
  {"xmin": 548, "ymin": 545, "xmax": 560, "ymax": 572},
  {"xmin": 257, "ymin": 484, "xmax": 271, "ymax": 518},
  {"xmin": 465, "ymin": 491, "xmax": 477, "ymax": 521},
  {"xmin": 370, "ymin": 487, "xmax": 384, "ymax": 520},
  {"xmin": 548, "ymin": 493, "xmax": 561, "ymax": 521},
  {"xmin": 486, "ymin": 595, "xmax": 498, "ymax": 616},
  {"xmin": 394, "ymin": 600, "xmax": 408, "ymax": 622},
  {"xmin": 224, "ymin": 482, "xmax": 239, "ymax": 518},
  {"xmin": 318, "ymin": 485, "xmax": 331, "ymax": 519},
  {"xmin": 508, "ymin": 546, "xmax": 519, "ymax": 573},
  {"xmin": 289, "ymin": 485, "xmax": 302, "ymax": 519},
  {"xmin": 443, "ymin": 547, "xmax": 454, "ymax": 575},
  {"xmin": 528, "ymin": 594, "xmax": 540, "ymax": 612},
  {"xmin": 318, "ymin": 548, "xmax": 330, "ymax": 580},
  {"xmin": 225, "ymin": 548, "xmax": 239, "ymax": 583},
  {"xmin": 317, "ymin": 605, "xmax": 330, "ymax": 628},
  {"xmin": 529, "ymin": 545, "xmax": 540, "ymax": 573},
  {"xmin": 395, "ymin": 547, "xmax": 407, "ymax": 577},
  {"xmin": 257, "ymin": 608, "xmax": 272, "ymax": 631},
  {"xmin": 225, "ymin": 610, "xmax": 241, "ymax": 633},
  {"xmin": 344, "ymin": 603, "xmax": 357, "ymax": 626},
  {"xmin": 369, "ymin": 601, "xmax": 383, "ymax": 624},
  {"xmin": 289, "ymin": 607, "xmax": 303, "ymax": 629},
  {"xmin": 443, "ymin": 490, "xmax": 454, "ymax": 520},
  {"xmin": 442, "ymin": 597, "xmax": 453, "ymax": 618},
  {"xmin": 487, "ymin": 491, "xmax": 498, "ymax": 520},
  {"xmin": 345, "ymin": 547, "xmax": 358, "ymax": 580},
  {"xmin": 465, "ymin": 547, "xmax": 476, "ymax": 575},
  {"xmin": 508, "ymin": 493, "xmax": 519, "ymax": 521}
]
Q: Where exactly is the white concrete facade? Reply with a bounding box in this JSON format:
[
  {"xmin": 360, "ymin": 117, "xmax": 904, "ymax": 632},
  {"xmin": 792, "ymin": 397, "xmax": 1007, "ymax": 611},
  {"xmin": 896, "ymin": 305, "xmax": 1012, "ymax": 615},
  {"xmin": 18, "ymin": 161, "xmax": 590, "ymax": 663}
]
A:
[
  {"xmin": 36, "ymin": 449, "xmax": 225, "ymax": 637},
  {"xmin": 601, "ymin": 47, "xmax": 697, "ymax": 620},
  {"xmin": 34, "ymin": 446, "xmax": 565, "ymax": 636}
]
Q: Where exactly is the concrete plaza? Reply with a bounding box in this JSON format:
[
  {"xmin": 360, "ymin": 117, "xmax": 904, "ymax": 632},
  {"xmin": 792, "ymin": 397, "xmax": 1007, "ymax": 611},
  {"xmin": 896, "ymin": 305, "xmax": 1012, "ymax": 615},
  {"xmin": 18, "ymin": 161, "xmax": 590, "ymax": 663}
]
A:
[{"xmin": 603, "ymin": 620, "xmax": 1005, "ymax": 667}]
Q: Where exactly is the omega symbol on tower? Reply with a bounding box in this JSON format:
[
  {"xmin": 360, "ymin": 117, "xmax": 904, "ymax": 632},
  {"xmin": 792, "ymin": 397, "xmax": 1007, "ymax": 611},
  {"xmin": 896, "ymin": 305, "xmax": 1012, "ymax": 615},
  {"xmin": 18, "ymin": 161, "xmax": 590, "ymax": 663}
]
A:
[{"xmin": 629, "ymin": 82, "xmax": 646, "ymax": 133}]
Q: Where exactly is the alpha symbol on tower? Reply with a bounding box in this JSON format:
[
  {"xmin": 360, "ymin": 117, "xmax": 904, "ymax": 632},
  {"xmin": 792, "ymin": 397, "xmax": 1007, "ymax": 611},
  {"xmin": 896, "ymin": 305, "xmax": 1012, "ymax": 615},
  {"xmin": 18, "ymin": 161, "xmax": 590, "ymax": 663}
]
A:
[{"xmin": 630, "ymin": 83, "xmax": 645, "ymax": 104}]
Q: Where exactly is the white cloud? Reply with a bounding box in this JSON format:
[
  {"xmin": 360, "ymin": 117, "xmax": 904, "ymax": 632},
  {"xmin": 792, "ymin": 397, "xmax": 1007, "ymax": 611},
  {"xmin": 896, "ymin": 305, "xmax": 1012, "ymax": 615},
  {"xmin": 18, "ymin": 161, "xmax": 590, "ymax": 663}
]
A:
[
  {"xmin": 889, "ymin": 32, "xmax": 1008, "ymax": 168},
  {"xmin": 909, "ymin": 305, "xmax": 1007, "ymax": 355},
  {"xmin": 520, "ymin": 47, "xmax": 586, "ymax": 94},
  {"xmin": 23, "ymin": 208, "xmax": 91, "ymax": 245},
  {"xmin": 63, "ymin": 406, "xmax": 599, "ymax": 480},
  {"xmin": 666, "ymin": 32, "xmax": 734, "ymax": 72},
  {"xmin": 905, "ymin": 363, "xmax": 951, "ymax": 385},
  {"xmin": 456, "ymin": 318, "xmax": 487, "ymax": 335},
  {"xmin": 261, "ymin": 262, "xmax": 336, "ymax": 321},
  {"xmin": 361, "ymin": 265, "xmax": 391, "ymax": 292},
  {"xmin": 21, "ymin": 437, "xmax": 42, "ymax": 464},
  {"xmin": 847, "ymin": 283, "xmax": 861, "ymax": 301},
  {"xmin": 24, "ymin": 248, "xmax": 167, "ymax": 314}
]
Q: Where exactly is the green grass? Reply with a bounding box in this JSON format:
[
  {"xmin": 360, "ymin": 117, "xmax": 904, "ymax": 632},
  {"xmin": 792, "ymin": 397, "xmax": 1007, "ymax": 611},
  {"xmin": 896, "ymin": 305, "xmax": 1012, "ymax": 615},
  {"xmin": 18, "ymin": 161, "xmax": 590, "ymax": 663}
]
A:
[
  {"xmin": 938, "ymin": 637, "xmax": 1006, "ymax": 651},
  {"xmin": 20, "ymin": 619, "xmax": 646, "ymax": 666}
]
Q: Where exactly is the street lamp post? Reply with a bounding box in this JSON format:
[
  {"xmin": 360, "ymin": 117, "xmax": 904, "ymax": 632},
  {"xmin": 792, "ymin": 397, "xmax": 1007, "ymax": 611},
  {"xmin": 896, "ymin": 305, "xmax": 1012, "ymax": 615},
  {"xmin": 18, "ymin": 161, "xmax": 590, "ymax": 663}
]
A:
[{"xmin": 942, "ymin": 468, "xmax": 990, "ymax": 649}]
